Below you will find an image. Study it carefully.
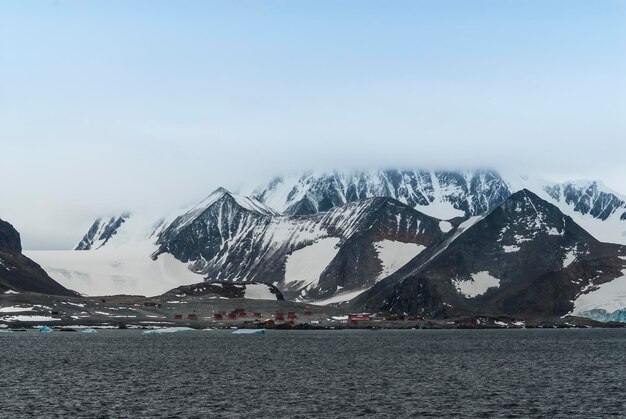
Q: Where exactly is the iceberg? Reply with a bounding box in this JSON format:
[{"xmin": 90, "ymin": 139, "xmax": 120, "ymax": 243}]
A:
[
  {"xmin": 578, "ymin": 309, "xmax": 626, "ymax": 323},
  {"xmin": 39, "ymin": 326, "xmax": 54, "ymax": 333},
  {"xmin": 232, "ymin": 329, "xmax": 266, "ymax": 335},
  {"xmin": 81, "ymin": 328, "xmax": 98, "ymax": 334},
  {"xmin": 142, "ymin": 327, "xmax": 195, "ymax": 335}
]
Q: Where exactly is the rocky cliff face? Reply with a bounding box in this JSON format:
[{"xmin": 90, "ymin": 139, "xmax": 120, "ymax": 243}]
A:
[
  {"xmin": 354, "ymin": 190, "xmax": 626, "ymax": 319},
  {"xmin": 0, "ymin": 219, "xmax": 22, "ymax": 253},
  {"xmin": 0, "ymin": 218, "xmax": 76, "ymax": 296},
  {"xmin": 544, "ymin": 181, "xmax": 625, "ymax": 221}
]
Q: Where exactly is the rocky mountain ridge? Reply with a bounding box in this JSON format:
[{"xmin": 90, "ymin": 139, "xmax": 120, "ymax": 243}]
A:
[
  {"xmin": 33, "ymin": 169, "xmax": 626, "ymax": 322},
  {"xmin": 153, "ymin": 188, "xmax": 447, "ymax": 301}
]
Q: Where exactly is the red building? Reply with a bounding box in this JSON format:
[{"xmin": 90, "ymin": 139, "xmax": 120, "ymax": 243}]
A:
[
  {"xmin": 213, "ymin": 313, "xmax": 224, "ymax": 321},
  {"xmin": 348, "ymin": 314, "xmax": 371, "ymax": 326}
]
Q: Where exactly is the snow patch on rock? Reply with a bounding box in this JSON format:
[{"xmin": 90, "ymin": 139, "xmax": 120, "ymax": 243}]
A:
[
  {"xmin": 453, "ymin": 271, "xmax": 501, "ymax": 298},
  {"xmin": 438, "ymin": 221, "xmax": 453, "ymax": 233},
  {"xmin": 0, "ymin": 306, "xmax": 35, "ymax": 313},
  {"xmin": 503, "ymin": 245, "xmax": 520, "ymax": 253},
  {"xmin": 374, "ymin": 240, "xmax": 426, "ymax": 280},
  {"xmin": 283, "ymin": 238, "xmax": 341, "ymax": 289},
  {"xmin": 309, "ymin": 288, "xmax": 369, "ymax": 306},
  {"xmin": 243, "ymin": 283, "xmax": 277, "ymax": 300},
  {"xmin": 2, "ymin": 315, "xmax": 61, "ymax": 322},
  {"xmin": 563, "ymin": 248, "xmax": 577, "ymax": 269}
]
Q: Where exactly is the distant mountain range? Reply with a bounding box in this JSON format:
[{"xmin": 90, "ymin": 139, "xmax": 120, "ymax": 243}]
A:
[{"xmin": 24, "ymin": 169, "xmax": 626, "ymax": 321}]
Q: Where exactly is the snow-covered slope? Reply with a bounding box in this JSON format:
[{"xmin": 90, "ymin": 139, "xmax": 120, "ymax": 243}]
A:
[
  {"xmin": 25, "ymin": 244, "xmax": 205, "ymax": 297},
  {"xmin": 572, "ymin": 269, "xmax": 626, "ymax": 315}
]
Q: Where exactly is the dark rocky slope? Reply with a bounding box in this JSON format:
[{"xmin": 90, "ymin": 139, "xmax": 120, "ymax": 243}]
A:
[
  {"xmin": 353, "ymin": 190, "xmax": 626, "ymax": 319},
  {"xmin": 0, "ymin": 219, "xmax": 76, "ymax": 296}
]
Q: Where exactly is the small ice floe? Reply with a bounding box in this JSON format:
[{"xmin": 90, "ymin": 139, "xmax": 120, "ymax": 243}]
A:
[
  {"xmin": 142, "ymin": 327, "xmax": 195, "ymax": 335},
  {"xmin": 81, "ymin": 328, "xmax": 98, "ymax": 334},
  {"xmin": 39, "ymin": 326, "xmax": 54, "ymax": 333},
  {"xmin": 232, "ymin": 329, "xmax": 265, "ymax": 335}
]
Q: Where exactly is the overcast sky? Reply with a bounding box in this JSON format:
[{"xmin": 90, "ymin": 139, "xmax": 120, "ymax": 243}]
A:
[{"xmin": 1, "ymin": 0, "xmax": 625, "ymax": 249}]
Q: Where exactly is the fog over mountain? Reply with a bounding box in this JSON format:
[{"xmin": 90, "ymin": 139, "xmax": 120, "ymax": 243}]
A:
[{"xmin": 1, "ymin": 1, "xmax": 624, "ymax": 249}]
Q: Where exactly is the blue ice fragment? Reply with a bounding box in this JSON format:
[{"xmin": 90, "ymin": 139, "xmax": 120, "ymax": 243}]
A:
[{"xmin": 232, "ymin": 329, "xmax": 265, "ymax": 335}]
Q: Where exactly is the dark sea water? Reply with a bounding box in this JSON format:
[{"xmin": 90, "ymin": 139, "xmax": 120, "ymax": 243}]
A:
[{"xmin": 0, "ymin": 329, "xmax": 624, "ymax": 418}]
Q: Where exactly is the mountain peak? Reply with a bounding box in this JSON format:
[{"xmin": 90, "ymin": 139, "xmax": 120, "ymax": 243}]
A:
[
  {"xmin": 194, "ymin": 187, "xmax": 279, "ymax": 217},
  {"xmin": 75, "ymin": 213, "xmax": 131, "ymax": 250}
]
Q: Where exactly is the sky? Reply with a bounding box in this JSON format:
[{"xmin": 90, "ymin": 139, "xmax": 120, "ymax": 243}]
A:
[{"xmin": 1, "ymin": 0, "xmax": 625, "ymax": 249}]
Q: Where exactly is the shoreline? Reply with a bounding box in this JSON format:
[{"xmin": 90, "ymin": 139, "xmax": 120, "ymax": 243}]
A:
[{"xmin": 2, "ymin": 292, "xmax": 624, "ymax": 331}]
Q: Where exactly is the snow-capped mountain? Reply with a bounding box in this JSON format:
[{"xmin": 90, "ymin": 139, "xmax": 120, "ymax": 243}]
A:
[
  {"xmin": 25, "ymin": 168, "xmax": 626, "ymax": 321},
  {"xmin": 531, "ymin": 180, "xmax": 626, "ymax": 245},
  {"xmin": 154, "ymin": 188, "xmax": 447, "ymax": 301},
  {"xmin": 354, "ymin": 190, "xmax": 626, "ymax": 319},
  {"xmin": 251, "ymin": 169, "xmax": 511, "ymax": 219}
]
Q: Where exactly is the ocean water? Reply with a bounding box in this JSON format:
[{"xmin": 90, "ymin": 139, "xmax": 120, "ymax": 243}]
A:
[{"xmin": 0, "ymin": 329, "xmax": 624, "ymax": 418}]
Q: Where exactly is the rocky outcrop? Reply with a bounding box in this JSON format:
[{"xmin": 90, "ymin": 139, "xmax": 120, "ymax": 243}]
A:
[
  {"xmin": 0, "ymin": 218, "xmax": 76, "ymax": 296},
  {"xmin": 163, "ymin": 281, "xmax": 284, "ymax": 301},
  {"xmin": 0, "ymin": 219, "xmax": 22, "ymax": 253}
]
